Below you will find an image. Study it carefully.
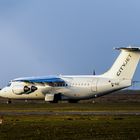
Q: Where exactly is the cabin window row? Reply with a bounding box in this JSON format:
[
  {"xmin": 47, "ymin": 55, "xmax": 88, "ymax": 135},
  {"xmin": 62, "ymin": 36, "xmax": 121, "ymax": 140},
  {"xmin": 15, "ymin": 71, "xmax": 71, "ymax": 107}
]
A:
[
  {"xmin": 48, "ymin": 82, "xmax": 68, "ymax": 87},
  {"xmin": 71, "ymin": 83, "xmax": 90, "ymax": 86}
]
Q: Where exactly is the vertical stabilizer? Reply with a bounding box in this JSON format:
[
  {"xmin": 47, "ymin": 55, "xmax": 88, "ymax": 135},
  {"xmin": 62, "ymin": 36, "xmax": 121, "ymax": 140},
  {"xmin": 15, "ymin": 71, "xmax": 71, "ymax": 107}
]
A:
[{"xmin": 102, "ymin": 47, "xmax": 140, "ymax": 80}]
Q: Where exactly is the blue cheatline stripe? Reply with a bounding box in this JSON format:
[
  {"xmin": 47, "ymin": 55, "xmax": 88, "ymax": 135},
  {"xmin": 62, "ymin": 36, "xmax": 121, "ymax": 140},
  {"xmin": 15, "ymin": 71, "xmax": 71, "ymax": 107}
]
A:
[{"xmin": 14, "ymin": 77, "xmax": 65, "ymax": 83}]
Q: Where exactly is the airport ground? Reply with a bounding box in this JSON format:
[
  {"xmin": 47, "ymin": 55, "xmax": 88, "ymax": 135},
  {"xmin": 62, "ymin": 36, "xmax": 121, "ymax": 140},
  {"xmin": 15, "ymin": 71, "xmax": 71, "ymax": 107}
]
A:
[{"xmin": 0, "ymin": 90, "xmax": 140, "ymax": 140}]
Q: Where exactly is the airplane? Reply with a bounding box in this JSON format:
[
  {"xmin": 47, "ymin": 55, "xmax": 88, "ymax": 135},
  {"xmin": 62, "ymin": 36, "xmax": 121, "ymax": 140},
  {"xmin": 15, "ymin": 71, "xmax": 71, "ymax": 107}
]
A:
[{"xmin": 0, "ymin": 47, "xmax": 140, "ymax": 104}]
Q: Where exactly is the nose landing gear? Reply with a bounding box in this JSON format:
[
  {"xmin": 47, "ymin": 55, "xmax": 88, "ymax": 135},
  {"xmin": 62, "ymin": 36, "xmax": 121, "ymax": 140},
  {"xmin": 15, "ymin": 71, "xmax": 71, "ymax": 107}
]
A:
[{"xmin": 6, "ymin": 99, "xmax": 12, "ymax": 104}]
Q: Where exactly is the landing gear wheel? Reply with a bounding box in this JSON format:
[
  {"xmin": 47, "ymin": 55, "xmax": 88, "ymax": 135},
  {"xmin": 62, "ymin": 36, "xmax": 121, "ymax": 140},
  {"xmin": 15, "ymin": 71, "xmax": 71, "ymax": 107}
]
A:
[{"xmin": 7, "ymin": 100, "xmax": 12, "ymax": 104}]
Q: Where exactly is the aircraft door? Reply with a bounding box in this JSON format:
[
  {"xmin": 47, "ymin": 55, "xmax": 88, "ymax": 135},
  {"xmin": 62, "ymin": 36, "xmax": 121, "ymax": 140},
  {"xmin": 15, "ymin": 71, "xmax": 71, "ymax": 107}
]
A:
[{"xmin": 91, "ymin": 79, "xmax": 97, "ymax": 92}]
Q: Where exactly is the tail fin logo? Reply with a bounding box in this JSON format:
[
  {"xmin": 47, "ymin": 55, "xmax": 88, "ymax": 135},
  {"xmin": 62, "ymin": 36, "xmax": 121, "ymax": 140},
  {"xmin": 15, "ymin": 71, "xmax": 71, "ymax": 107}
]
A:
[{"xmin": 117, "ymin": 54, "xmax": 131, "ymax": 76}]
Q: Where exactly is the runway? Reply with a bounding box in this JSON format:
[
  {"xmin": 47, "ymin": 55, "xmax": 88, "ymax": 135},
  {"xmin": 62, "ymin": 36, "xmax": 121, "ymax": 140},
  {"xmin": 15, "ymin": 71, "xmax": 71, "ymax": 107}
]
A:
[{"xmin": 0, "ymin": 111, "xmax": 140, "ymax": 116}]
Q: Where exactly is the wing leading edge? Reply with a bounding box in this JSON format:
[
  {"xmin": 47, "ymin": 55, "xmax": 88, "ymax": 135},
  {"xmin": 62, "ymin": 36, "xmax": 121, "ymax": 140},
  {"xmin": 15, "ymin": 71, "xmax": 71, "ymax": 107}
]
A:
[{"xmin": 13, "ymin": 76, "xmax": 65, "ymax": 84}]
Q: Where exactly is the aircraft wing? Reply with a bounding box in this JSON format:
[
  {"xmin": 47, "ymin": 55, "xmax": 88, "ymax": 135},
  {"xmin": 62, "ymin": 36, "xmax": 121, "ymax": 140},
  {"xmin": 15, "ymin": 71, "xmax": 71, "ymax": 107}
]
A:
[{"xmin": 13, "ymin": 76, "xmax": 66, "ymax": 86}]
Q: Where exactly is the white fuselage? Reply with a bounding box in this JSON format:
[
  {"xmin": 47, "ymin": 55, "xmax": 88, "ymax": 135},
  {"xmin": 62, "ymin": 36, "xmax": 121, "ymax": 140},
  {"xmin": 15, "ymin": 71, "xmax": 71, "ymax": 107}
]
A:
[{"xmin": 0, "ymin": 75, "xmax": 131, "ymax": 101}]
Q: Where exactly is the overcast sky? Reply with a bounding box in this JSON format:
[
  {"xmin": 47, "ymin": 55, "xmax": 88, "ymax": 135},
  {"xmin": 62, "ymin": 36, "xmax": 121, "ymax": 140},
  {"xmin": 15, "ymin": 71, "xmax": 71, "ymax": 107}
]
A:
[{"xmin": 0, "ymin": 0, "xmax": 140, "ymax": 87}]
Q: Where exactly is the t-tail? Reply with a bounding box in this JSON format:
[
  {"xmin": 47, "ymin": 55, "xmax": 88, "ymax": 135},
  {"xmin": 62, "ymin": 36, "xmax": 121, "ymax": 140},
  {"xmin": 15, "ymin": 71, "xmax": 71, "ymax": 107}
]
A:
[{"xmin": 102, "ymin": 47, "xmax": 140, "ymax": 80}]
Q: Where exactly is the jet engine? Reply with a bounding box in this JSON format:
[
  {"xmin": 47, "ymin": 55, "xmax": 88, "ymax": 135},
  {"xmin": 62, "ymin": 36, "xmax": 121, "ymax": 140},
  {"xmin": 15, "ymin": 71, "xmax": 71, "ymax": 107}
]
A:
[{"xmin": 12, "ymin": 85, "xmax": 37, "ymax": 95}]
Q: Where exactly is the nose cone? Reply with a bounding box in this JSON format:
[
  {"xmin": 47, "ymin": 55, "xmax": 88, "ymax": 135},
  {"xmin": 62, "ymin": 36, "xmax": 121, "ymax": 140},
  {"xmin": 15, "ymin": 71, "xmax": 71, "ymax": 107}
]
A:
[
  {"xmin": 0, "ymin": 88, "xmax": 5, "ymax": 98},
  {"xmin": 0, "ymin": 88, "xmax": 4, "ymax": 98},
  {"xmin": 0, "ymin": 87, "xmax": 9, "ymax": 98}
]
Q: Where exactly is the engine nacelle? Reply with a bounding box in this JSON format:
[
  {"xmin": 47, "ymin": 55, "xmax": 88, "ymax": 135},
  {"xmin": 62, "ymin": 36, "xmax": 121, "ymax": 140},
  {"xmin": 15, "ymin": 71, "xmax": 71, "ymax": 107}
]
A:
[{"xmin": 12, "ymin": 85, "xmax": 37, "ymax": 95}]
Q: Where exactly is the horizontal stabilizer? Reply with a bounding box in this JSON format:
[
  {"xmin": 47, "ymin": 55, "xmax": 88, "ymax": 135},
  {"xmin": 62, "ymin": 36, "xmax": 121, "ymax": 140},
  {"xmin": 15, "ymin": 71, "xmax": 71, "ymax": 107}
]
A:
[{"xmin": 115, "ymin": 47, "xmax": 140, "ymax": 52}]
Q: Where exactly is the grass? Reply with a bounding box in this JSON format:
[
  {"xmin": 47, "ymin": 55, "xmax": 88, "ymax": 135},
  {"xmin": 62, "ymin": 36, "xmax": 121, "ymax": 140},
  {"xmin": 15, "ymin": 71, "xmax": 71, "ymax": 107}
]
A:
[
  {"xmin": 0, "ymin": 102, "xmax": 140, "ymax": 112},
  {"xmin": 0, "ymin": 115, "xmax": 140, "ymax": 140},
  {"xmin": 0, "ymin": 102, "xmax": 140, "ymax": 139}
]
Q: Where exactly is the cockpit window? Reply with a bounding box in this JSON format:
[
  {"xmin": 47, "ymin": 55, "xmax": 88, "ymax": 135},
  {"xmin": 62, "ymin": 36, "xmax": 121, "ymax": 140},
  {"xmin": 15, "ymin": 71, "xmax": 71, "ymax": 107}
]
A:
[{"xmin": 7, "ymin": 83, "xmax": 11, "ymax": 87}]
